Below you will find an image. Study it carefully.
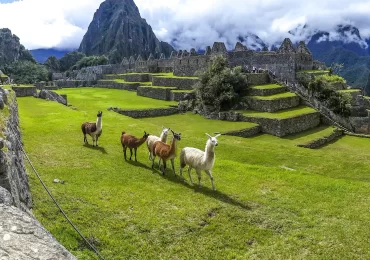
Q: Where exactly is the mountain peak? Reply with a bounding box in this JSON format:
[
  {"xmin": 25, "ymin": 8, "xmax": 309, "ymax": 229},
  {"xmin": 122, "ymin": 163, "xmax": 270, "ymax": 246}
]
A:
[{"xmin": 78, "ymin": 0, "xmax": 174, "ymax": 63}]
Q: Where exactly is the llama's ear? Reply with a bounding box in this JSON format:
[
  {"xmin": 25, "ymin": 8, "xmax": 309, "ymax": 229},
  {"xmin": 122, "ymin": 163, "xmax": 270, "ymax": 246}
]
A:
[
  {"xmin": 171, "ymin": 129, "xmax": 174, "ymax": 135},
  {"xmin": 206, "ymin": 133, "xmax": 212, "ymax": 139},
  {"xmin": 215, "ymin": 134, "xmax": 221, "ymax": 138},
  {"xmin": 162, "ymin": 126, "xmax": 165, "ymax": 130}
]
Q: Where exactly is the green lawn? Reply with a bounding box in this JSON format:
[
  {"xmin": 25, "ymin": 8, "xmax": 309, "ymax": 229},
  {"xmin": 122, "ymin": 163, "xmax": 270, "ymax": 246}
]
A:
[
  {"xmin": 238, "ymin": 106, "xmax": 318, "ymax": 119},
  {"xmin": 16, "ymin": 88, "xmax": 370, "ymax": 259},
  {"xmin": 249, "ymin": 92, "xmax": 297, "ymax": 100},
  {"xmin": 55, "ymin": 88, "xmax": 177, "ymax": 109},
  {"xmin": 284, "ymin": 125, "xmax": 337, "ymax": 145},
  {"xmin": 171, "ymin": 90, "xmax": 194, "ymax": 93},
  {"xmin": 337, "ymin": 89, "xmax": 361, "ymax": 93}
]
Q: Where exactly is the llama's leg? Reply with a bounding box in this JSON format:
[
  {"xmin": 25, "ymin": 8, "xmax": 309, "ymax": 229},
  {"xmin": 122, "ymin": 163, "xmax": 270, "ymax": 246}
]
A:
[
  {"xmin": 134, "ymin": 148, "xmax": 137, "ymax": 162},
  {"xmin": 123, "ymin": 146, "xmax": 127, "ymax": 160},
  {"xmin": 205, "ymin": 170, "xmax": 216, "ymax": 191},
  {"xmin": 158, "ymin": 158, "xmax": 161, "ymax": 169},
  {"xmin": 188, "ymin": 167, "xmax": 194, "ymax": 184},
  {"xmin": 92, "ymin": 135, "xmax": 96, "ymax": 147},
  {"xmin": 96, "ymin": 136, "xmax": 99, "ymax": 147},
  {"xmin": 162, "ymin": 160, "xmax": 167, "ymax": 175},
  {"xmin": 196, "ymin": 169, "xmax": 202, "ymax": 188},
  {"xmin": 83, "ymin": 134, "xmax": 87, "ymax": 144},
  {"xmin": 129, "ymin": 148, "xmax": 133, "ymax": 160},
  {"xmin": 170, "ymin": 159, "xmax": 176, "ymax": 176},
  {"xmin": 151, "ymin": 155, "xmax": 156, "ymax": 169}
]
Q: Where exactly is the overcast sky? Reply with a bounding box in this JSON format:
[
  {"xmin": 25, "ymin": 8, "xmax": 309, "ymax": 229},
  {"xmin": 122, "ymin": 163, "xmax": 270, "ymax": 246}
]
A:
[{"xmin": 0, "ymin": 0, "xmax": 369, "ymax": 50}]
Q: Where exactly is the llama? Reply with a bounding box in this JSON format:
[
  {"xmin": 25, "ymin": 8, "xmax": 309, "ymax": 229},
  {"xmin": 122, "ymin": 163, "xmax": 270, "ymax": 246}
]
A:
[
  {"xmin": 179, "ymin": 133, "xmax": 221, "ymax": 191},
  {"xmin": 146, "ymin": 126, "xmax": 171, "ymax": 161},
  {"xmin": 152, "ymin": 130, "xmax": 181, "ymax": 175},
  {"xmin": 81, "ymin": 111, "xmax": 103, "ymax": 147},
  {"xmin": 121, "ymin": 131, "xmax": 150, "ymax": 161}
]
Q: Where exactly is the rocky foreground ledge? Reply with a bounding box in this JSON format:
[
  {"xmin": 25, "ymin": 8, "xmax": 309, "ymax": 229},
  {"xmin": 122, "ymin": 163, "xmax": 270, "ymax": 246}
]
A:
[{"xmin": 0, "ymin": 204, "xmax": 77, "ymax": 259}]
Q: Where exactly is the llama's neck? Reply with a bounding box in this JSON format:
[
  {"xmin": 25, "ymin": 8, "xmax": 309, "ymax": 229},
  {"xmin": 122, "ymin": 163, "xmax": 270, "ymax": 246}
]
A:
[
  {"xmin": 136, "ymin": 137, "xmax": 147, "ymax": 147},
  {"xmin": 96, "ymin": 117, "xmax": 102, "ymax": 131},
  {"xmin": 204, "ymin": 140, "xmax": 215, "ymax": 163},
  {"xmin": 159, "ymin": 132, "xmax": 168, "ymax": 143},
  {"xmin": 169, "ymin": 137, "xmax": 178, "ymax": 156}
]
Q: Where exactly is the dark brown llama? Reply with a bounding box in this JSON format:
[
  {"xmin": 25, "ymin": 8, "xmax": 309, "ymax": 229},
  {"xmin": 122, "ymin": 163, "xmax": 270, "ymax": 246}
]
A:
[
  {"xmin": 121, "ymin": 131, "xmax": 150, "ymax": 161},
  {"xmin": 81, "ymin": 111, "xmax": 103, "ymax": 147}
]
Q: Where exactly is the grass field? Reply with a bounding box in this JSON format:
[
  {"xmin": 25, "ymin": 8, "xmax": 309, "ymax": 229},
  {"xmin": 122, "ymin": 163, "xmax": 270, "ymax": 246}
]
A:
[{"xmin": 17, "ymin": 88, "xmax": 370, "ymax": 259}]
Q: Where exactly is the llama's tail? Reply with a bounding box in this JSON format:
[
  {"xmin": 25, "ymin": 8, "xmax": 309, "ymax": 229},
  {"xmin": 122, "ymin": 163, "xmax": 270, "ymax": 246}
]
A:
[
  {"xmin": 180, "ymin": 149, "xmax": 186, "ymax": 168},
  {"xmin": 81, "ymin": 123, "xmax": 86, "ymax": 135}
]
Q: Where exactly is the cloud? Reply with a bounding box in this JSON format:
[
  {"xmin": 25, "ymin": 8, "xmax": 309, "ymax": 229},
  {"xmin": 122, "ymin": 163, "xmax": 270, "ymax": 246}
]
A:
[{"xmin": 0, "ymin": 0, "xmax": 370, "ymax": 51}]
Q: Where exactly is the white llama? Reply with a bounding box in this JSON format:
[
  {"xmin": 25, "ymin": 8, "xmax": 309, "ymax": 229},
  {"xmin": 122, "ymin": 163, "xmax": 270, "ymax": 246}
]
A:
[
  {"xmin": 146, "ymin": 126, "xmax": 170, "ymax": 161},
  {"xmin": 179, "ymin": 133, "xmax": 221, "ymax": 191}
]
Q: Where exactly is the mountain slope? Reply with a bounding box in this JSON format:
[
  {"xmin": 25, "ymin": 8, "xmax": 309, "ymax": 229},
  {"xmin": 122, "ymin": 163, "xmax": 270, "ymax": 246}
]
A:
[
  {"xmin": 78, "ymin": 0, "xmax": 174, "ymax": 63},
  {"xmin": 30, "ymin": 49, "xmax": 71, "ymax": 64},
  {"xmin": 0, "ymin": 28, "xmax": 35, "ymax": 68}
]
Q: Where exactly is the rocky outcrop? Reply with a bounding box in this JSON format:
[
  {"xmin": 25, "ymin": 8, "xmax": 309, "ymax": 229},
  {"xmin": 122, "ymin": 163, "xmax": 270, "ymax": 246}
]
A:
[
  {"xmin": 0, "ymin": 87, "xmax": 32, "ymax": 211},
  {"xmin": 0, "ymin": 204, "xmax": 77, "ymax": 260},
  {"xmin": 0, "ymin": 28, "xmax": 35, "ymax": 67},
  {"xmin": 78, "ymin": 0, "xmax": 174, "ymax": 63},
  {"xmin": 38, "ymin": 89, "xmax": 67, "ymax": 106}
]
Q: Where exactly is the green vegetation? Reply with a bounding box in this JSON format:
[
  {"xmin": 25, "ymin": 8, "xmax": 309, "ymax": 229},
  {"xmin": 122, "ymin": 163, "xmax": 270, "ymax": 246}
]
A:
[
  {"xmin": 250, "ymin": 92, "xmax": 297, "ymax": 100},
  {"xmin": 316, "ymin": 74, "xmax": 346, "ymax": 84},
  {"xmin": 71, "ymin": 55, "xmax": 109, "ymax": 70},
  {"xmin": 171, "ymin": 90, "xmax": 194, "ymax": 93},
  {"xmin": 250, "ymin": 84, "xmax": 284, "ymax": 90},
  {"xmin": 337, "ymin": 89, "xmax": 361, "ymax": 93},
  {"xmin": 238, "ymin": 106, "xmax": 317, "ymax": 119},
  {"xmin": 299, "ymin": 74, "xmax": 351, "ymax": 117},
  {"xmin": 112, "ymin": 79, "xmax": 152, "ymax": 85},
  {"xmin": 59, "ymin": 51, "xmax": 86, "ymax": 72},
  {"xmin": 4, "ymin": 61, "xmax": 48, "ymax": 84},
  {"xmin": 195, "ymin": 56, "xmax": 248, "ymax": 112},
  {"xmin": 140, "ymin": 86, "xmax": 177, "ymax": 89},
  {"xmin": 16, "ymin": 88, "xmax": 370, "ymax": 259}
]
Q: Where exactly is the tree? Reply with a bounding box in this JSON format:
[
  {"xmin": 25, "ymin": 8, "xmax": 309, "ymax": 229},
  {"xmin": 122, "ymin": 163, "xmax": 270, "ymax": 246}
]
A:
[
  {"xmin": 59, "ymin": 51, "xmax": 85, "ymax": 72},
  {"xmin": 4, "ymin": 61, "xmax": 48, "ymax": 84},
  {"xmin": 73, "ymin": 55, "xmax": 109, "ymax": 70},
  {"xmin": 44, "ymin": 56, "xmax": 60, "ymax": 72},
  {"xmin": 194, "ymin": 55, "xmax": 248, "ymax": 112}
]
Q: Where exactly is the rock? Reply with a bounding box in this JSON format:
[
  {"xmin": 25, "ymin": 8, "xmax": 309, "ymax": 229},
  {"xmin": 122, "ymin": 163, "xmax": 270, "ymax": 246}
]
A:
[
  {"xmin": 0, "ymin": 205, "xmax": 77, "ymax": 259},
  {"xmin": 53, "ymin": 179, "xmax": 60, "ymax": 183},
  {"xmin": 0, "ymin": 94, "xmax": 4, "ymax": 110},
  {"xmin": 38, "ymin": 90, "xmax": 67, "ymax": 106},
  {"xmin": 0, "ymin": 137, "xmax": 4, "ymax": 149},
  {"xmin": 0, "ymin": 187, "xmax": 13, "ymax": 205}
]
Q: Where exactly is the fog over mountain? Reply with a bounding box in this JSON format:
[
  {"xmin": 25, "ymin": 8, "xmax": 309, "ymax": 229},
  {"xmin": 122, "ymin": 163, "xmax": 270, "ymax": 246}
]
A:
[{"xmin": 0, "ymin": 0, "xmax": 369, "ymax": 51}]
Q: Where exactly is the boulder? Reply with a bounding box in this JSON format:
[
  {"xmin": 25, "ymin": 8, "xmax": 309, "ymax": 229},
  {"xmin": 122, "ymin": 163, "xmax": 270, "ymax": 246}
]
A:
[
  {"xmin": 0, "ymin": 204, "xmax": 77, "ymax": 259},
  {"xmin": 38, "ymin": 90, "xmax": 67, "ymax": 106}
]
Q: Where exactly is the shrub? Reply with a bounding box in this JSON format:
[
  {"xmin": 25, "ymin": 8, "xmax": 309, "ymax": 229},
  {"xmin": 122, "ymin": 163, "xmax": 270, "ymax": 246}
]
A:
[{"xmin": 194, "ymin": 56, "xmax": 248, "ymax": 112}]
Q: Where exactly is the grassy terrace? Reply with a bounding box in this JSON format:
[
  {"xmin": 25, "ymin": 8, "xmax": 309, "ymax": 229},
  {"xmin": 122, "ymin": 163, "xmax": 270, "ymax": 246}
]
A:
[
  {"xmin": 298, "ymin": 70, "xmax": 330, "ymax": 74},
  {"xmin": 16, "ymin": 87, "xmax": 370, "ymax": 259},
  {"xmin": 55, "ymin": 88, "xmax": 177, "ymax": 109},
  {"xmin": 337, "ymin": 89, "xmax": 361, "ymax": 93},
  {"xmin": 285, "ymin": 126, "xmax": 337, "ymax": 145},
  {"xmin": 250, "ymin": 84, "xmax": 285, "ymax": 90},
  {"xmin": 110, "ymin": 79, "xmax": 152, "ymax": 85},
  {"xmin": 139, "ymin": 86, "xmax": 176, "ymax": 89},
  {"xmin": 171, "ymin": 89, "xmax": 194, "ymax": 93},
  {"xmin": 249, "ymin": 92, "xmax": 297, "ymax": 100},
  {"xmin": 238, "ymin": 105, "xmax": 317, "ymax": 119}
]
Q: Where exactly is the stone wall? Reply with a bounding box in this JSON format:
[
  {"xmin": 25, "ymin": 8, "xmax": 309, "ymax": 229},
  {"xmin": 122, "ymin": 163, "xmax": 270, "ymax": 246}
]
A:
[
  {"xmin": 111, "ymin": 107, "xmax": 179, "ymax": 118},
  {"xmin": 97, "ymin": 81, "xmax": 140, "ymax": 91},
  {"xmin": 0, "ymin": 87, "xmax": 32, "ymax": 211},
  {"xmin": 124, "ymin": 74, "xmax": 150, "ymax": 82},
  {"xmin": 137, "ymin": 87, "xmax": 175, "ymax": 100},
  {"xmin": 244, "ymin": 95, "xmax": 300, "ymax": 112},
  {"xmin": 11, "ymin": 86, "xmax": 37, "ymax": 97},
  {"xmin": 223, "ymin": 125, "xmax": 261, "ymax": 137},
  {"xmin": 297, "ymin": 129, "xmax": 343, "ymax": 149},
  {"xmin": 151, "ymin": 77, "xmax": 198, "ymax": 90},
  {"xmin": 245, "ymin": 73, "xmax": 270, "ymax": 85},
  {"xmin": 0, "ymin": 87, "xmax": 77, "ymax": 259},
  {"xmin": 170, "ymin": 91, "xmax": 193, "ymax": 102}
]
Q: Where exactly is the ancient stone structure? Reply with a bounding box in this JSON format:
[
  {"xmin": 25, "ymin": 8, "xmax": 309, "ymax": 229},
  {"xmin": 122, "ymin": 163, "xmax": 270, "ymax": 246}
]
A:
[
  {"xmin": 0, "ymin": 86, "xmax": 76, "ymax": 258},
  {"xmin": 38, "ymin": 89, "xmax": 67, "ymax": 106},
  {"xmin": 54, "ymin": 38, "xmax": 319, "ymax": 86}
]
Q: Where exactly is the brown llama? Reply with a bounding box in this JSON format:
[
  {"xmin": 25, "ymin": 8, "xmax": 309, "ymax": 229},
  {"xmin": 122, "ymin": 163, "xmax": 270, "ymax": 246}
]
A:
[
  {"xmin": 152, "ymin": 130, "xmax": 181, "ymax": 175},
  {"xmin": 81, "ymin": 111, "xmax": 103, "ymax": 147},
  {"xmin": 121, "ymin": 131, "xmax": 150, "ymax": 161}
]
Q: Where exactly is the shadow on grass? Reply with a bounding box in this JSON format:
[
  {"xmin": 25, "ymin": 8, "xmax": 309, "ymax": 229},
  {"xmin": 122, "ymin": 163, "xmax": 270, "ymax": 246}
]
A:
[
  {"xmin": 125, "ymin": 159, "xmax": 153, "ymax": 171},
  {"xmin": 83, "ymin": 143, "xmax": 108, "ymax": 154},
  {"xmin": 151, "ymin": 167, "xmax": 252, "ymax": 211},
  {"xmin": 317, "ymin": 135, "xmax": 344, "ymax": 149}
]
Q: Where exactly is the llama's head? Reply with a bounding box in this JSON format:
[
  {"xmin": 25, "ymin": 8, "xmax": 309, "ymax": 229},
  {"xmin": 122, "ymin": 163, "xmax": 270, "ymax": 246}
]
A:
[
  {"xmin": 97, "ymin": 111, "xmax": 103, "ymax": 118},
  {"xmin": 143, "ymin": 131, "xmax": 150, "ymax": 139},
  {"xmin": 171, "ymin": 130, "xmax": 181, "ymax": 141},
  {"xmin": 161, "ymin": 126, "xmax": 171, "ymax": 136},
  {"xmin": 206, "ymin": 133, "xmax": 221, "ymax": 147}
]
